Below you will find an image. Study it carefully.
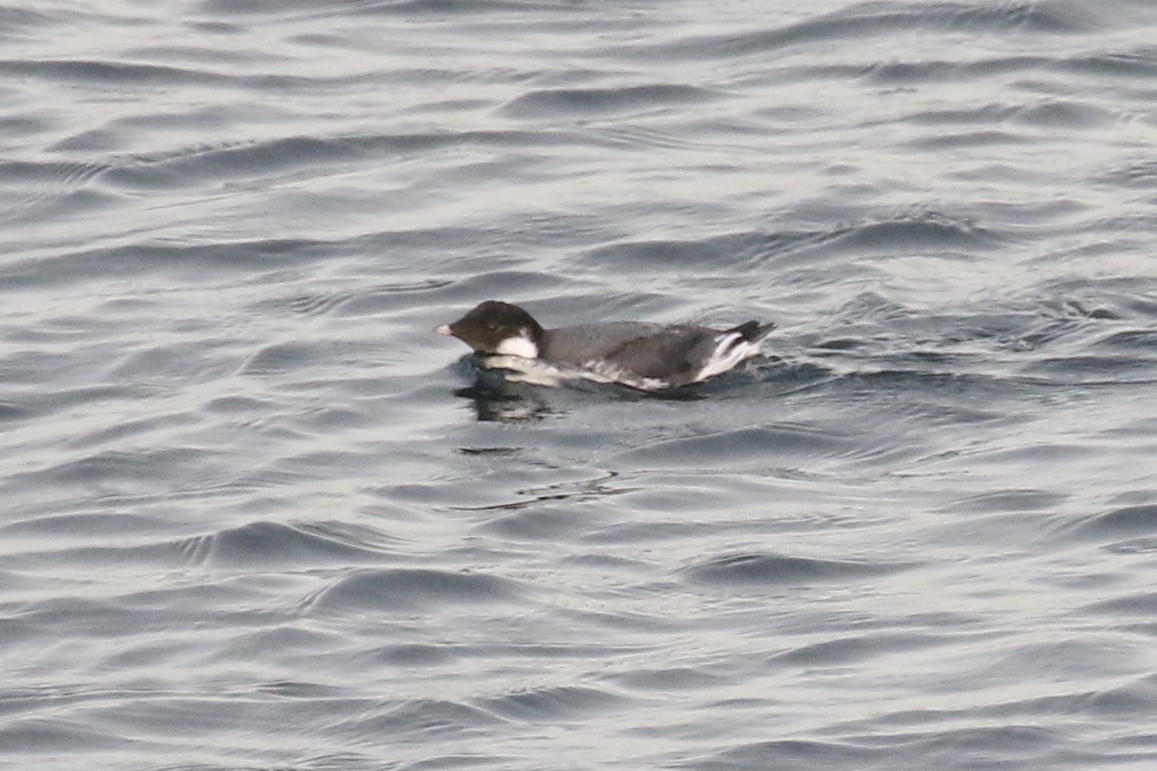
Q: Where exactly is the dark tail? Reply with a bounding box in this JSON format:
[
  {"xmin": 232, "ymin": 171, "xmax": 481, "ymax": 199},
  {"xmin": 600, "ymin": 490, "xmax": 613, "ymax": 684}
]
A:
[{"xmin": 728, "ymin": 320, "xmax": 776, "ymax": 344}]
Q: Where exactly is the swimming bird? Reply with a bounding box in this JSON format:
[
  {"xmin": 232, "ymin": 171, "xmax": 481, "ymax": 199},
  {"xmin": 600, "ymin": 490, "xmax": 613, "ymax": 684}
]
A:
[{"xmin": 435, "ymin": 300, "xmax": 775, "ymax": 391}]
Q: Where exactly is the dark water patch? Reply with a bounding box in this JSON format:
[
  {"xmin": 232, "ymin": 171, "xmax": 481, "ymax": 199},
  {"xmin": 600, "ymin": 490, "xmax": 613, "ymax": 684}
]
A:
[
  {"xmin": 122, "ymin": 42, "xmax": 276, "ymax": 67},
  {"xmin": 205, "ymin": 394, "xmax": 272, "ymax": 415},
  {"xmin": 1104, "ymin": 537, "xmax": 1157, "ymax": 557},
  {"xmin": 714, "ymin": 359, "xmax": 833, "ymax": 401},
  {"xmin": 308, "ymin": 568, "xmax": 522, "ymax": 612},
  {"xmin": 625, "ymin": 1, "xmax": 1093, "ymax": 63},
  {"xmin": 0, "ymin": 57, "xmax": 351, "ymax": 92},
  {"xmin": 10, "ymin": 446, "xmax": 214, "ymax": 491},
  {"xmin": 105, "ymin": 135, "xmax": 370, "ymax": 190},
  {"xmin": 287, "ymin": 289, "xmax": 357, "ymax": 316},
  {"xmin": 342, "ymin": 698, "xmax": 505, "ymax": 739},
  {"xmin": 479, "ymin": 685, "xmax": 628, "ymax": 722},
  {"xmin": 769, "ymin": 631, "xmax": 950, "ymax": 667},
  {"xmin": 456, "ymin": 472, "xmax": 631, "ymax": 516},
  {"xmin": 0, "ymin": 717, "xmax": 133, "ymax": 754},
  {"xmin": 613, "ymin": 666, "xmax": 728, "ymax": 692},
  {"xmin": 197, "ymin": 0, "xmax": 551, "ymax": 20},
  {"xmin": 0, "ymin": 157, "xmax": 121, "ymax": 225},
  {"xmin": 450, "ymin": 382, "xmax": 557, "ymax": 423},
  {"xmin": 0, "ymin": 159, "xmax": 109, "ymax": 190},
  {"xmin": 394, "ymin": 753, "xmax": 518, "ymax": 770},
  {"xmin": 251, "ymin": 678, "xmax": 349, "ymax": 700},
  {"xmin": 577, "ymin": 230, "xmax": 830, "ymax": 275},
  {"xmin": 359, "ymin": 0, "xmax": 577, "ymax": 17},
  {"xmin": 197, "ymin": 520, "xmax": 391, "ymax": 569},
  {"xmin": 1032, "ymin": 276, "xmax": 1157, "ymax": 319},
  {"xmin": 0, "ymin": 58, "xmax": 236, "ymax": 87},
  {"xmin": 108, "ymin": 341, "xmax": 240, "ymax": 386},
  {"xmin": 683, "ymin": 552, "xmax": 912, "ymax": 587},
  {"xmin": 0, "ymin": 238, "xmax": 333, "ymax": 290},
  {"xmin": 0, "ymin": 400, "xmax": 28, "ymax": 422},
  {"xmin": 863, "ymin": 55, "xmax": 1048, "ymax": 86},
  {"xmin": 899, "ymin": 101, "xmax": 1022, "ymax": 127},
  {"xmin": 1098, "ymin": 159, "xmax": 1157, "ymax": 189},
  {"xmin": 1020, "ymin": 354, "xmax": 1155, "ymax": 383},
  {"xmin": 0, "ymin": 116, "xmax": 52, "ymax": 148},
  {"xmin": 239, "ymin": 341, "xmax": 329, "ymax": 376},
  {"xmin": 107, "ymin": 128, "xmax": 607, "ymax": 191},
  {"xmin": 613, "ymin": 424, "xmax": 851, "ymax": 471},
  {"xmin": 1080, "ymin": 590, "xmax": 1157, "ymax": 618},
  {"xmin": 883, "ymin": 725, "xmax": 1062, "ymax": 768},
  {"xmin": 0, "ymin": 6, "xmax": 59, "ymax": 40},
  {"xmin": 194, "ymin": 0, "xmax": 327, "ymax": 17},
  {"xmin": 905, "ymin": 128, "xmax": 1029, "ymax": 152},
  {"xmin": 1062, "ymin": 504, "xmax": 1157, "ymax": 544},
  {"xmin": 1093, "ymin": 328, "xmax": 1157, "ymax": 354},
  {"xmin": 0, "ymin": 615, "xmax": 38, "ymax": 653},
  {"xmin": 817, "ymin": 212, "xmax": 999, "ymax": 257},
  {"xmin": 16, "ymin": 596, "xmax": 187, "ymax": 639},
  {"xmin": 478, "ymin": 507, "xmax": 600, "ymax": 542},
  {"xmin": 205, "ymin": 626, "xmax": 350, "ymax": 668},
  {"xmin": 503, "ymin": 84, "xmax": 720, "ymax": 119},
  {"xmin": 1009, "ymin": 99, "xmax": 1116, "ymax": 130},
  {"xmin": 940, "ymin": 489, "xmax": 1068, "ymax": 514},
  {"xmin": 683, "ymin": 738, "xmax": 887, "ymax": 770},
  {"xmin": 356, "ymin": 273, "xmax": 563, "ymax": 316},
  {"xmin": 1064, "ymin": 50, "xmax": 1157, "ymax": 80},
  {"xmin": 371, "ymin": 643, "xmax": 460, "ymax": 668},
  {"xmin": 0, "ymin": 511, "xmax": 166, "ymax": 541},
  {"xmin": 953, "ymin": 678, "xmax": 1157, "ymax": 723}
]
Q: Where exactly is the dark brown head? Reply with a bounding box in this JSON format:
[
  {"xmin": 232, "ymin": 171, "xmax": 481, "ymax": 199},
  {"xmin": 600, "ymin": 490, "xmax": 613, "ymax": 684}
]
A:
[{"xmin": 434, "ymin": 300, "xmax": 546, "ymax": 358}]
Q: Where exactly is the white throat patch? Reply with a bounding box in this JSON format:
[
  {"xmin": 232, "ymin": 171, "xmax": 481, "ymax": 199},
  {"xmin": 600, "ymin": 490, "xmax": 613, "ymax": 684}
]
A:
[{"xmin": 494, "ymin": 332, "xmax": 539, "ymax": 359}]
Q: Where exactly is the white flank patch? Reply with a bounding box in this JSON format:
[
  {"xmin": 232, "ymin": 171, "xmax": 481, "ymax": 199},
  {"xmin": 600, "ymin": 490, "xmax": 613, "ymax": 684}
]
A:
[
  {"xmin": 693, "ymin": 332, "xmax": 761, "ymax": 382},
  {"xmin": 494, "ymin": 333, "xmax": 539, "ymax": 359},
  {"xmin": 483, "ymin": 355, "xmax": 670, "ymax": 391},
  {"xmin": 581, "ymin": 359, "xmax": 670, "ymax": 391}
]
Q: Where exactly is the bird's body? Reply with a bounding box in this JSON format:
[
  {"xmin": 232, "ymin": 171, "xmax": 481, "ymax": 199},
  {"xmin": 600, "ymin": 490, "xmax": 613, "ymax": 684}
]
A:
[{"xmin": 436, "ymin": 301, "xmax": 774, "ymax": 391}]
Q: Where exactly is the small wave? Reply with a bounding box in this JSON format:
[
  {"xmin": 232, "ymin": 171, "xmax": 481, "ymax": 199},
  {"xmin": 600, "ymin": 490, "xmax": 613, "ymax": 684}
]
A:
[
  {"xmin": 478, "ymin": 685, "xmax": 628, "ymax": 722},
  {"xmin": 940, "ymin": 489, "xmax": 1068, "ymax": 514},
  {"xmin": 683, "ymin": 551, "xmax": 912, "ymax": 586},
  {"xmin": 683, "ymin": 738, "xmax": 887, "ymax": 769},
  {"xmin": 0, "ymin": 6, "xmax": 57, "ymax": 40},
  {"xmin": 1062, "ymin": 504, "xmax": 1157, "ymax": 544},
  {"xmin": 769, "ymin": 631, "xmax": 949, "ymax": 667},
  {"xmin": 614, "ymin": 424, "xmax": 851, "ymax": 471},
  {"xmin": 189, "ymin": 520, "xmax": 390, "ymax": 568},
  {"xmin": 239, "ymin": 341, "xmax": 325, "ymax": 376},
  {"xmin": 620, "ymin": 1, "xmax": 1096, "ymax": 63},
  {"xmin": 1097, "ymin": 159, "xmax": 1157, "ymax": 190},
  {"xmin": 197, "ymin": 0, "xmax": 548, "ymax": 20},
  {"xmin": 0, "ymin": 716, "xmax": 130, "ymax": 755},
  {"xmin": 0, "ymin": 238, "xmax": 331, "ymax": 290},
  {"xmin": 0, "ymin": 58, "xmax": 231, "ymax": 86},
  {"xmin": 308, "ymin": 567, "xmax": 523, "ymax": 612},
  {"xmin": 287, "ymin": 290, "xmax": 357, "ymax": 316},
  {"xmin": 339, "ymin": 697, "xmax": 505, "ymax": 739},
  {"xmin": 503, "ymin": 84, "xmax": 720, "ymax": 119},
  {"xmin": 821, "ymin": 212, "xmax": 1000, "ymax": 256}
]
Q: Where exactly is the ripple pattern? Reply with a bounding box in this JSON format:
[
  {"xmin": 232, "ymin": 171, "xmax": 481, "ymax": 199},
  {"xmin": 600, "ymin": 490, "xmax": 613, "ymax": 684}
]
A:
[{"xmin": 2, "ymin": 0, "xmax": 1157, "ymax": 769}]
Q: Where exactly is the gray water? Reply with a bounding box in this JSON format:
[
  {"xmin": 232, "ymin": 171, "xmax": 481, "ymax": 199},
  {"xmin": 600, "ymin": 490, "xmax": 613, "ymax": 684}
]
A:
[{"xmin": 3, "ymin": 1, "xmax": 1157, "ymax": 769}]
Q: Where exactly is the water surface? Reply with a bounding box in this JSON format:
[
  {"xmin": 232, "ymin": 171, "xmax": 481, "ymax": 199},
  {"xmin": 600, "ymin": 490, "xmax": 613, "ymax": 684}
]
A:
[{"xmin": 3, "ymin": 1, "xmax": 1157, "ymax": 768}]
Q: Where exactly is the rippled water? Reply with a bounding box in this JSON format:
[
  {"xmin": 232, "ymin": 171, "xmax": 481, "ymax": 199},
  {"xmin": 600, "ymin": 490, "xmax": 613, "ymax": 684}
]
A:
[{"xmin": 3, "ymin": 1, "xmax": 1157, "ymax": 768}]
